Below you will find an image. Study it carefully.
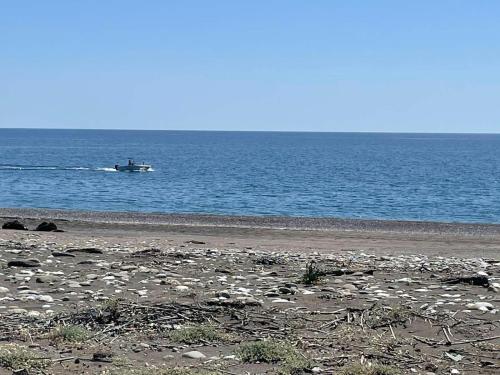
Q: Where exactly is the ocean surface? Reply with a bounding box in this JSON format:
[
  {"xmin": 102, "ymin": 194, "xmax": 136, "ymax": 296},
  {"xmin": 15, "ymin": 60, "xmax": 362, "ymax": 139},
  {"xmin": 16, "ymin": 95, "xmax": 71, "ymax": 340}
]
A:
[{"xmin": 0, "ymin": 129, "xmax": 499, "ymax": 224}]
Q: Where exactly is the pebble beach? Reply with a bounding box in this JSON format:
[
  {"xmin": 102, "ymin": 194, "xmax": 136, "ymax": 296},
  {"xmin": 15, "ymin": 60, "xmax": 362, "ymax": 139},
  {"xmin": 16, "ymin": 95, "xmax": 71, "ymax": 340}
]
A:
[{"xmin": 0, "ymin": 208, "xmax": 498, "ymax": 374}]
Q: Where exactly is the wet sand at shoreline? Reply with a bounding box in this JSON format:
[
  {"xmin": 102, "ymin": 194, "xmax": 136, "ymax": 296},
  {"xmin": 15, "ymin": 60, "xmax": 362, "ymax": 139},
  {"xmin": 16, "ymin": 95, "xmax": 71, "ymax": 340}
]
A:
[{"xmin": 1, "ymin": 208, "xmax": 500, "ymax": 260}]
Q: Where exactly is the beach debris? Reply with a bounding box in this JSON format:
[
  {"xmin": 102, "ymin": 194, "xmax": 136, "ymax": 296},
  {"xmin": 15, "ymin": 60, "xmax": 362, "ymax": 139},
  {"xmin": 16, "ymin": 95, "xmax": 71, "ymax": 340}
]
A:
[
  {"xmin": 1, "ymin": 220, "xmax": 28, "ymax": 230},
  {"xmin": 444, "ymin": 274, "xmax": 489, "ymax": 287},
  {"xmin": 65, "ymin": 247, "xmax": 103, "ymax": 254}
]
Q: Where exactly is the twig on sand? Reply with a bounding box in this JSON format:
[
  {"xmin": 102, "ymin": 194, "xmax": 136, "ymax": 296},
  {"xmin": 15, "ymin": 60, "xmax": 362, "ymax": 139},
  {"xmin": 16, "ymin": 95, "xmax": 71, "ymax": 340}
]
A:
[{"xmin": 449, "ymin": 335, "xmax": 500, "ymax": 346}]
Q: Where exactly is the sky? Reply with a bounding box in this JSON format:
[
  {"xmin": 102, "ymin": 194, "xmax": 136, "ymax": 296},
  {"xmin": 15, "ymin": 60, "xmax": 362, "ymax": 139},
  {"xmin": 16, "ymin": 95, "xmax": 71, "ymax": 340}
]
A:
[{"xmin": 1, "ymin": 0, "xmax": 499, "ymax": 133}]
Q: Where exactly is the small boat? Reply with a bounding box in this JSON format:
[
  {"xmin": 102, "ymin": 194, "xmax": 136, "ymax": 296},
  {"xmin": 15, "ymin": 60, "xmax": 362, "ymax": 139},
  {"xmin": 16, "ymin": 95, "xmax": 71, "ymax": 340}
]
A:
[{"xmin": 114, "ymin": 159, "xmax": 152, "ymax": 172}]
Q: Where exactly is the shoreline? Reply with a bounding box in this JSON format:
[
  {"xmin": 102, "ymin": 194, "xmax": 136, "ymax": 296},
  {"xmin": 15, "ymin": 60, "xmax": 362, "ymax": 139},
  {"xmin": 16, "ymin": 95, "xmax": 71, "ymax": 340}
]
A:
[{"xmin": 2, "ymin": 206, "xmax": 500, "ymax": 236}]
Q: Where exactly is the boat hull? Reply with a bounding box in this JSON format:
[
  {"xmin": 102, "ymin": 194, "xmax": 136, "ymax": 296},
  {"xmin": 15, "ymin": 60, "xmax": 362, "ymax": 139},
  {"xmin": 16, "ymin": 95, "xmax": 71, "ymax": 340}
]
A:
[{"xmin": 116, "ymin": 165, "xmax": 151, "ymax": 172}]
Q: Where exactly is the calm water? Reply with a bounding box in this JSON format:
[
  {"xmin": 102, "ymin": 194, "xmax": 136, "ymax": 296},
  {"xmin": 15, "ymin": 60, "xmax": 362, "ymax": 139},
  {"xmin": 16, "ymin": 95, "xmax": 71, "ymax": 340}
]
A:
[{"xmin": 0, "ymin": 129, "xmax": 499, "ymax": 223}]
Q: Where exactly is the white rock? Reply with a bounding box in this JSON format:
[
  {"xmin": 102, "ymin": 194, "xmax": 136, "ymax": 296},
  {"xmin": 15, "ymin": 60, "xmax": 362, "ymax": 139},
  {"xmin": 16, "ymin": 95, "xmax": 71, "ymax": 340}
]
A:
[
  {"xmin": 489, "ymin": 282, "xmax": 500, "ymax": 292},
  {"xmin": 0, "ymin": 287, "xmax": 9, "ymax": 294},
  {"xmin": 182, "ymin": 350, "xmax": 206, "ymax": 359},
  {"xmin": 465, "ymin": 302, "xmax": 494, "ymax": 312},
  {"xmin": 39, "ymin": 295, "xmax": 54, "ymax": 303},
  {"xmin": 396, "ymin": 277, "xmax": 414, "ymax": 284}
]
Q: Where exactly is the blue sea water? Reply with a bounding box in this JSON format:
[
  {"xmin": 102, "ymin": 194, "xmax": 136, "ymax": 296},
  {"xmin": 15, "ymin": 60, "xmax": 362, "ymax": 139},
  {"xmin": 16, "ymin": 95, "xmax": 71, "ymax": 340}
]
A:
[{"xmin": 0, "ymin": 129, "xmax": 499, "ymax": 223}]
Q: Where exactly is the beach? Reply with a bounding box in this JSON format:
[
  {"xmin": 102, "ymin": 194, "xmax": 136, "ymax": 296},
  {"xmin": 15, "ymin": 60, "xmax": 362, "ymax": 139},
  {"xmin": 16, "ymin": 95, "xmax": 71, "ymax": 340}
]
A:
[{"xmin": 0, "ymin": 208, "xmax": 499, "ymax": 374}]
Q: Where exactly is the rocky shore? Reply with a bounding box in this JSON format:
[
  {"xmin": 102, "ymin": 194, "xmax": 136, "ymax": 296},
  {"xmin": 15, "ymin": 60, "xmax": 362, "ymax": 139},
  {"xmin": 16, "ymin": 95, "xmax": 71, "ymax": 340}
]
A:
[{"xmin": 0, "ymin": 212, "xmax": 498, "ymax": 374}]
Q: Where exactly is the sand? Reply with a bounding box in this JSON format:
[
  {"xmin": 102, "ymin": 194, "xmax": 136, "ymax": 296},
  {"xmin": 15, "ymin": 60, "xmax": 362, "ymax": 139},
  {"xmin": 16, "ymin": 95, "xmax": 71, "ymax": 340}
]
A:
[{"xmin": 1, "ymin": 207, "xmax": 500, "ymax": 259}]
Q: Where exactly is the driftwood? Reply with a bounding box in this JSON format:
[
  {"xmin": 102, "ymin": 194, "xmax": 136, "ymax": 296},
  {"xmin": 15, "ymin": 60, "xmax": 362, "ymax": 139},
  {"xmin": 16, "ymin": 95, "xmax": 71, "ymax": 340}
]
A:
[{"xmin": 443, "ymin": 275, "xmax": 489, "ymax": 287}]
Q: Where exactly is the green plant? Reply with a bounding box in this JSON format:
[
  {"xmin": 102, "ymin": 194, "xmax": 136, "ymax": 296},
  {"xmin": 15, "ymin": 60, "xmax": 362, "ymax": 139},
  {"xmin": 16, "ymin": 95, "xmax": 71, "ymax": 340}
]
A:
[
  {"xmin": 0, "ymin": 344, "xmax": 50, "ymax": 371},
  {"xmin": 49, "ymin": 325, "xmax": 90, "ymax": 342},
  {"xmin": 169, "ymin": 324, "xmax": 225, "ymax": 344},
  {"xmin": 236, "ymin": 340, "xmax": 312, "ymax": 374},
  {"xmin": 301, "ymin": 261, "xmax": 324, "ymax": 285}
]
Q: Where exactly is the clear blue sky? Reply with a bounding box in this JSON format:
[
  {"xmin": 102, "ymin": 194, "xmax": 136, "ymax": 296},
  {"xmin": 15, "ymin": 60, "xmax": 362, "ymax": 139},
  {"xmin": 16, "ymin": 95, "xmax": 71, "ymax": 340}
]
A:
[{"xmin": 1, "ymin": 0, "xmax": 499, "ymax": 132}]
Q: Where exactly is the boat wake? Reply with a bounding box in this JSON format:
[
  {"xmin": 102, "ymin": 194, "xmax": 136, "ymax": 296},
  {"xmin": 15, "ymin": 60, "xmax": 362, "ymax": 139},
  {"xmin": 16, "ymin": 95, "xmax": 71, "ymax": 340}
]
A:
[
  {"xmin": 0, "ymin": 165, "xmax": 90, "ymax": 171},
  {"xmin": 0, "ymin": 164, "xmax": 154, "ymax": 173},
  {"xmin": 0, "ymin": 165, "xmax": 152, "ymax": 172},
  {"xmin": 96, "ymin": 167, "xmax": 118, "ymax": 172}
]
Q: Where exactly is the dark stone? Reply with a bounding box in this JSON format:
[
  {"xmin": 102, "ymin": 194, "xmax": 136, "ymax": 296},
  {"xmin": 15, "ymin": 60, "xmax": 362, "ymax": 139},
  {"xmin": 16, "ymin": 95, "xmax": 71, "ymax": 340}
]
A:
[
  {"xmin": 7, "ymin": 259, "xmax": 41, "ymax": 268},
  {"xmin": 185, "ymin": 240, "xmax": 206, "ymax": 245},
  {"xmin": 35, "ymin": 222, "xmax": 58, "ymax": 231},
  {"xmin": 92, "ymin": 351, "xmax": 113, "ymax": 362},
  {"xmin": 215, "ymin": 268, "xmax": 232, "ymax": 274},
  {"xmin": 51, "ymin": 251, "xmax": 76, "ymax": 257},
  {"xmin": 2, "ymin": 220, "xmax": 28, "ymax": 230},
  {"xmin": 77, "ymin": 260, "xmax": 97, "ymax": 265},
  {"xmin": 66, "ymin": 247, "xmax": 103, "ymax": 254},
  {"xmin": 36, "ymin": 275, "xmax": 60, "ymax": 283}
]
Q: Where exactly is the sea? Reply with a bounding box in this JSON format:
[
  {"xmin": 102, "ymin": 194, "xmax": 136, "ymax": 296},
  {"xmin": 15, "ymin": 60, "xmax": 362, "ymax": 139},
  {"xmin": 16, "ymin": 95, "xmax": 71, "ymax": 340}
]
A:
[{"xmin": 0, "ymin": 129, "xmax": 499, "ymax": 224}]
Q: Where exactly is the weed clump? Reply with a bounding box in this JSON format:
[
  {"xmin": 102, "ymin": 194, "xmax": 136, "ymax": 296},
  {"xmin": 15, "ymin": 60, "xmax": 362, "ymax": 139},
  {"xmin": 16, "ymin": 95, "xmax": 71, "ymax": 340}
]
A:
[
  {"xmin": 301, "ymin": 261, "xmax": 324, "ymax": 285},
  {"xmin": 0, "ymin": 344, "xmax": 50, "ymax": 371},
  {"xmin": 236, "ymin": 340, "xmax": 312, "ymax": 374},
  {"xmin": 49, "ymin": 325, "xmax": 90, "ymax": 342},
  {"xmin": 169, "ymin": 324, "xmax": 224, "ymax": 344}
]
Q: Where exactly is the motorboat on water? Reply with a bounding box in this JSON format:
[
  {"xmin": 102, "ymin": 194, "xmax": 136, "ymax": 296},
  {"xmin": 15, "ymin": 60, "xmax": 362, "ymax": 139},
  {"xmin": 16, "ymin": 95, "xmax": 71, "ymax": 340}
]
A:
[{"xmin": 114, "ymin": 159, "xmax": 152, "ymax": 172}]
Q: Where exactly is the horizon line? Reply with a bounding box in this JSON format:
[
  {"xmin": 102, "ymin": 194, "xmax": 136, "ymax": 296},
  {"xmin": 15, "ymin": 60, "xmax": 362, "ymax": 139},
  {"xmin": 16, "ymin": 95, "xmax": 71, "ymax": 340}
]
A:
[{"xmin": 0, "ymin": 127, "xmax": 499, "ymax": 135}]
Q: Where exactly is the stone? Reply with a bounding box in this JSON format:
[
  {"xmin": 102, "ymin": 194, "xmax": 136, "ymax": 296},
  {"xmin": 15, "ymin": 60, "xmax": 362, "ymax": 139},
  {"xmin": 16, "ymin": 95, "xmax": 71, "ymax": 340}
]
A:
[
  {"xmin": 215, "ymin": 268, "xmax": 232, "ymax": 274},
  {"xmin": 36, "ymin": 275, "xmax": 60, "ymax": 284},
  {"xmin": 342, "ymin": 284, "xmax": 358, "ymax": 291},
  {"xmin": 8, "ymin": 259, "xmax": 40, "ymax": 268},
  {"xmin": 2, "ymin": 220, "xmax": 28, "ymax": 230},
  {"xmin": 465, "ymin": 302, "xmax": 494, "ymax": 312},
  {"xmin": 9, "ymin": 308, "xmax": 28, "ymax": 314},
  {"xmin": 120, "ymin": 265, "xmax": 137, "ymax": 271},
  {"xmin": 35, "ymin": 222, "xmax": 58, "ymax": 232},
  {"xmin": 0, "ymin": 287, "xmax": 9, "ymax": 293},
  {"xmin": 67, "ymin": 247, "xmax": 103, "ymax": 254},
  {"xmin": 264, "ymin": 291, "xmax": 280, "ymax": 297},
  {"xmin": 272, "ymin": 298, "xmax": 295, "ymax": 303},
  {"xmin": 216, "ymin": 291, "xmax": 231, "ymax": 299},
  {"xmin": 182, "ymin": 350, "xmax": 206, "ymax": 359},
  {"xmin": 489, "ymin": 282, "xmax": 500, "ymax": 293},
  {"xmin": 39, "ymin": 295, "xmax": 54, "ymax": 303},
  {"xmin": 51, "ymin": 251, "xmax": 75, "ymax": 257}
]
